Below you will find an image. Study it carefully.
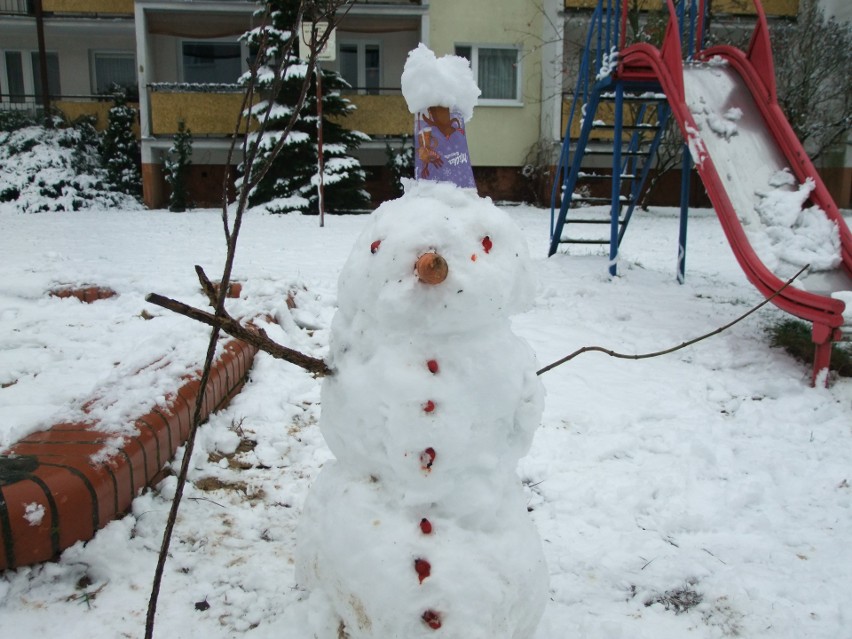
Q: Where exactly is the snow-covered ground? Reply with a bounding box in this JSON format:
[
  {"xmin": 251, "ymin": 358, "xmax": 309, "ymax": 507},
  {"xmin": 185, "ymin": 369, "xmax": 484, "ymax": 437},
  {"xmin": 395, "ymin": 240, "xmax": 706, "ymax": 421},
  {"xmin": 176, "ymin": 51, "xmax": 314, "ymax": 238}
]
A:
[{"xmin": 1, "ymin": 203, "xmax": 850, "ymax": 638}]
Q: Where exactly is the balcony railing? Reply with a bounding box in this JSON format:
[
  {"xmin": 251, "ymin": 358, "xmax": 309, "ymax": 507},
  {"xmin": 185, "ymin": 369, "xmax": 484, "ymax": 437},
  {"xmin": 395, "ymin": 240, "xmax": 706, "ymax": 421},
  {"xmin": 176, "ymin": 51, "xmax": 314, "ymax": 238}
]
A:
[
  {"xmin": 2, "ymin": 88, "xmax": 410, "ymax": 141},
  {"xmin": 146, "ymin": 84, "xmax": 410, "ymax": 138},
  {"xmin": 334, "ymin": 90, "xmax": 410, "ymax": 137},
  {"xmin": 41, "ymin": 0, "xmax": 133, "ymax": 15},
  {"xmin": 563, "ymin": 0, "xmax": 799, "ymax": 18},
  {"xmin": 148, "ymin": 83, "xmax": 257, "ymax": 136},
  {"xmin": 1, "ymin": 94, "xmax": 113, "ymax": 127}
]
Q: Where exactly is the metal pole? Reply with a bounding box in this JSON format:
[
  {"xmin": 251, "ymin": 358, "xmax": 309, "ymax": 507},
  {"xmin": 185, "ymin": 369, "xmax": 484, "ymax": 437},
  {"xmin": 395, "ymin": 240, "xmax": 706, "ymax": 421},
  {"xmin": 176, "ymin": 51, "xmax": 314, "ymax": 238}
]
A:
[
  {"xmin": 677, "ymin": 145, "xmax": 691, "ymax": 283},
  {"xmin": 609, "ymin": 82, "xmax": 624, "ymax": 277},
  {"xmin": 33, "ymin": 0, "xmax": 52, "ymax": 127}
]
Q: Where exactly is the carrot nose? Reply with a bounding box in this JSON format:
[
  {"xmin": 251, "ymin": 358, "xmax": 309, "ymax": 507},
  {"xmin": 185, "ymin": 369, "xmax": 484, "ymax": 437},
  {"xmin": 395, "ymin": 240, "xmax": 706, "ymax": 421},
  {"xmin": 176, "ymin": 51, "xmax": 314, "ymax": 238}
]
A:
[{"xmin": 415, "ymin": 252, "xmax": 448, "ymax": 285}]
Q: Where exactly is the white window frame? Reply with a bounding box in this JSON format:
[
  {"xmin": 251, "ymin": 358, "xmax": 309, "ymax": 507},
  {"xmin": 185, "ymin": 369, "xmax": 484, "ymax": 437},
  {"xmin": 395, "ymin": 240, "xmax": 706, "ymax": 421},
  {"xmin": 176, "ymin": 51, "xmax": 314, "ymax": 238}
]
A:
[
  {"xmin": 455, "ymin": 43, "xmax": 523, "ymax": 107},
  {"xmin": 90, "ymin": 50, "xmax": 136, "ymax": 95},
  {"xmin": 338, "ymin": 39, "xmax": 382, "ymax": 94},
  {"xmin": 178, "ymin": 38, "xmax": 247, "ymax": 85},
  {"xmin": 0, "ymin": 49, "xmax": 60, "ymax": 102}
]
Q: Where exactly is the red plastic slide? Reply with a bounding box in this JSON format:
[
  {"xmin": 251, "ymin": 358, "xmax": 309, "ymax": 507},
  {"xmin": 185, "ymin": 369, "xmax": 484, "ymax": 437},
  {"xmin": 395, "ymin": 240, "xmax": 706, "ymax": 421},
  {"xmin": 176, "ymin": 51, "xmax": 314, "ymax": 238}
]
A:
[{"xmin": 618, "ymin": 0, "xmax": 851, "ymax": 383}]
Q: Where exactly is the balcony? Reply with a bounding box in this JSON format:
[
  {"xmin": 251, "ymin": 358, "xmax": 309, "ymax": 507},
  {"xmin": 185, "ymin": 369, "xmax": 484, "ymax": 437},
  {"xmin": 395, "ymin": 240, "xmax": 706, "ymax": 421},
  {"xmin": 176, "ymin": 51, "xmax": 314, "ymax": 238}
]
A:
[
  {"xmin": 143, "ymin": 84, "xmax": 410, "ymax": 139},
  {"xmin": 148, "ymin": 84, "xmax": 256, "ymax": 136},
  {"xmin": 0, "ymin": 94, "xmax": 138, "ymax": 133}
]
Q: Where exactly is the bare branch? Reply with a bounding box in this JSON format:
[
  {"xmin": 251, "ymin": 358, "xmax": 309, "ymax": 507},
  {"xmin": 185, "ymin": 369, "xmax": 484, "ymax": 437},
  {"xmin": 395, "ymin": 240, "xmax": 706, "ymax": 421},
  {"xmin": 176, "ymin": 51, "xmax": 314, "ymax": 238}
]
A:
[
  {"xmin": 144, "ymin": 4, "xmax": 352, "ymax": 637},
  {"xmin": 195, "ymin": 265, "xmax": 218, "ymax": 307},
  {"xmin": 537, "ymin": 265, "xmax": 809, "ymax": 376},
  {"xmin": 145, "ymin": 292, "xmax": 332, "ymax": 377}
]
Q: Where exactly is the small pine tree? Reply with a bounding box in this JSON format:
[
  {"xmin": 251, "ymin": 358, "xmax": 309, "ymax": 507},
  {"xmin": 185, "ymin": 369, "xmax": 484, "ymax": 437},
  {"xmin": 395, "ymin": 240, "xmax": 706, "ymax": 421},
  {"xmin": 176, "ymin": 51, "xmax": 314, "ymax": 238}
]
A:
[
  {"xmin": 164, "ymin": 120, "xmax": 193, "ymax": 212},
  {"xmin": 241, "ymin": 0, "xmax": 371, "ymax": 214},
  {"xmin": 101, "ymin": 88, "xmax": 141, "ymax": 198}
]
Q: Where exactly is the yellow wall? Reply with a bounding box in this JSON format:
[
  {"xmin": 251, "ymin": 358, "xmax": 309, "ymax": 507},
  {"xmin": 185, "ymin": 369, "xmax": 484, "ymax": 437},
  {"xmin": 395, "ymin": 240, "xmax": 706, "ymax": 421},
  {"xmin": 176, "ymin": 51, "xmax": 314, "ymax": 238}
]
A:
[
  {"xmin": 54, "ymin": 99, "xmax": 140, "ymax": 136},
  {"xmin": 43, "ymin": 0, "xmax": 133, "ymax": 15},
  {"xmin": 427, "ymin": 0, "xmax": 543, "ymax": 167},
  {"xmin": 329, "ymin": 95, "xmax": 411, "ymax": 136},
  {"xmin": 150, "ymin": 92, "xmax": 256, "ymax": 136}
]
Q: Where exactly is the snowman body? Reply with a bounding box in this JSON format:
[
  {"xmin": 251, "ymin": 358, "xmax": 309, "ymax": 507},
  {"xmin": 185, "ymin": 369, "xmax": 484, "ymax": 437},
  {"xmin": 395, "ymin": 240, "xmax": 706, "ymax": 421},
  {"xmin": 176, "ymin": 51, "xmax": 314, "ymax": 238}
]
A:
[{"xmin": 296, "ymin": 180, "xmax": 548, "ymax": 638}]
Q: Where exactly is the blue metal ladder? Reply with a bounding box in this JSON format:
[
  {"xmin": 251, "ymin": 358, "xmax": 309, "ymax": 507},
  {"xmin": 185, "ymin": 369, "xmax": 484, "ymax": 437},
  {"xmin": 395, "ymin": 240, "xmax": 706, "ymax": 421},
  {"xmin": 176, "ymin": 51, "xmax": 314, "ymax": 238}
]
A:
[{"xmin": 549, "ymin": 0, "xmax": 708, "ymax": 279}]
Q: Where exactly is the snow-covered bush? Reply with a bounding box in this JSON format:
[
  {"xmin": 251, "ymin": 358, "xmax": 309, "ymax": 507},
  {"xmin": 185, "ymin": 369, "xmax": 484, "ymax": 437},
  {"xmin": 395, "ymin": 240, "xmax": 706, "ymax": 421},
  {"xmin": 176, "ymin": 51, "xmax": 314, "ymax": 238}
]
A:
[
  {"xmin": 0, "ymin": 119, "xmax": 142, "ymax": 213},
  {"xmin": 0, "ymin": 110, "xmax": 39, "ymax": 133}
]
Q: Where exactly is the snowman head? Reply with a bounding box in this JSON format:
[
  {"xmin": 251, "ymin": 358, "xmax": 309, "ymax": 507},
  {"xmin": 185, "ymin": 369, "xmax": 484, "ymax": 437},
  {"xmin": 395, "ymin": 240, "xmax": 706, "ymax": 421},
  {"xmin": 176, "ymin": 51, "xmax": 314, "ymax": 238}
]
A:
[
  {"xmin": 335, "ymin": 180, "xmax": 535, "ymax": 335},
  {"xmin": 335, "ymin": 45, "xmax": 534, "ymax": 334}
]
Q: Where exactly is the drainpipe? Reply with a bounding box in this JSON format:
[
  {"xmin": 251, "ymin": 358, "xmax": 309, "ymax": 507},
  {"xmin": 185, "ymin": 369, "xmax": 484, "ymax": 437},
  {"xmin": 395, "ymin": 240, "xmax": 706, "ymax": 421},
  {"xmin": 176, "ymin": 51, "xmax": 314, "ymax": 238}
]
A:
[{"xmin": 33, "ymin": 0, "xmax": 52, "ymax": 127}]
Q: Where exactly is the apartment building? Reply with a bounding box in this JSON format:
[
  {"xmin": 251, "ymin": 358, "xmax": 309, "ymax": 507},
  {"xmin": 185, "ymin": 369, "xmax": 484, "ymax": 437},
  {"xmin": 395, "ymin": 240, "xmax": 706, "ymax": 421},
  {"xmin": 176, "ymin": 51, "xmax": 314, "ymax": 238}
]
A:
[{"xmin": 0, "ymin": 0, "xmax": 563, "ymax": 208}]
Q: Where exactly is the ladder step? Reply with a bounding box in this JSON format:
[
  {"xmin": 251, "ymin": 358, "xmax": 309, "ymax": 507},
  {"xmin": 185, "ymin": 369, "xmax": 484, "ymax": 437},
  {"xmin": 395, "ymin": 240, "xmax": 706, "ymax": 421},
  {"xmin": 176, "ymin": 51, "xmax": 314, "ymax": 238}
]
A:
[
  {"xmin": 558, "ymin": 238, "xmax": 611, "ymax": 245},
  {"xmin": 599, "ymin": 92, "xmax": 667, "ymax": 102},
  {"xmin": 578, "ymin": 173, "xmax": 638, "ymax": 180},
  {"xmin": 568, "ymin": 218, "xmax": 626, "ymax": 225},
  {"xmin": 572, "ymin": 196, "xmax": 613, "ymax": 204},
  {"xmin": 584, "ymin": 149, "xmax": 652, "ymax": 157},
  {"xmin": 572, "ymin": 195, "xmax": 633, "ymax": 204},
  {"xmin": 591, "ymin": 124, "xmax": 661, "ymax": 131}
]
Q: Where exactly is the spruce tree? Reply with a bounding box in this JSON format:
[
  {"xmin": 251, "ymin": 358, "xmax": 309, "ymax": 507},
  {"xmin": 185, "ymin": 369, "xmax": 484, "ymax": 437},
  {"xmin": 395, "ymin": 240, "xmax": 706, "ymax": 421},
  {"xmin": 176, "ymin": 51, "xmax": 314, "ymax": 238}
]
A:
[
  {"xmin": 101, "ymin": 87, "xmax": 141, "ymax": 198},
  {"xmin": 241, "ymin": 0, "xmax": 371, "ymax": 214},
  {"xmin": 164, "ymin": 120, "xmax": 193, "ymax": 212},
  {"xmin": 385, "ymin": 135, "xmax": 414, "ymax": 198}
]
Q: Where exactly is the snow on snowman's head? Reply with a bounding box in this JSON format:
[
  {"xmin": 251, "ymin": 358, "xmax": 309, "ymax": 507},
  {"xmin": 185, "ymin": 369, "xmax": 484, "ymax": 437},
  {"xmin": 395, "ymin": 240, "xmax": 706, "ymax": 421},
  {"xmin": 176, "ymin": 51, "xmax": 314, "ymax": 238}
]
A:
[
  {"xmin": 400, "ymin": 43, "xmax": 480, "ymax": 123},
  {"xmin": 336, "ymin": 180, "xmax": 536, "ymax": 334}
]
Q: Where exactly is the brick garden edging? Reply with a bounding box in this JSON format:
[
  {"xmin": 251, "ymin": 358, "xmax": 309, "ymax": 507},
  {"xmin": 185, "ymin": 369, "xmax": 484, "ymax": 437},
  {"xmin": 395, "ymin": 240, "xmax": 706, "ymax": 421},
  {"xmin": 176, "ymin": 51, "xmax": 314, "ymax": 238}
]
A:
[
  {"xmin": 49, "ymin": 286, "xmax": 118, "ymax": 303},
  {"xmin": 0, "ymin": 338, "xmax": 258, "ymax": 571}
]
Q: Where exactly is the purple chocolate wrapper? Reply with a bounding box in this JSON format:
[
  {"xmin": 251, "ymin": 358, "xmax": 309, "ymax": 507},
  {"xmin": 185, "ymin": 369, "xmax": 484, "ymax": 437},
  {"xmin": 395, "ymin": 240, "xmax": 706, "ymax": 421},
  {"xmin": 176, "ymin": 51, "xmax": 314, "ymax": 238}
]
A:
[{"xmin": 414, "ymin": 107, "xmax": 476, "ymax": 189}]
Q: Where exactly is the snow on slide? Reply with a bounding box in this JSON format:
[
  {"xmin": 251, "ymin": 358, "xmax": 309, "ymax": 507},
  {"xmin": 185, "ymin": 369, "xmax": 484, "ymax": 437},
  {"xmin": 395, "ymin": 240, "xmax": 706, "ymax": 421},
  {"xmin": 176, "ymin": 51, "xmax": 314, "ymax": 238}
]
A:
[{"xmin": 682, "ymin": 60, "xmax": 849, "ymax": 304}]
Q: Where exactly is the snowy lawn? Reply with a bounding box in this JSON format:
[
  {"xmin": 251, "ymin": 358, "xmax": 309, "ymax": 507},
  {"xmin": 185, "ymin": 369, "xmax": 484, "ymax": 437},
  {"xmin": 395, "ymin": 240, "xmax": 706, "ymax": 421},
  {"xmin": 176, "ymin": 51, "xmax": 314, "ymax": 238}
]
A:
[{"xmin": 1, "ymin": 203, "xmax": 850, "ymax": 638}]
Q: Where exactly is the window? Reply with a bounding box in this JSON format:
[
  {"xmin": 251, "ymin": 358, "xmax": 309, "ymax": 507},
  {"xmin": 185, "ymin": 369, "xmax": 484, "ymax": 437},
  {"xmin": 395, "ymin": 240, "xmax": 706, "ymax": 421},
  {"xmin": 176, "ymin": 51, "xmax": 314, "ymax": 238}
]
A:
[
  {"xmin": 338, "ymin": 41, "xmax": 380, "ymax": 94},
  {"xmin": 31, "ymin": 51, "xmax": 60, "ymax": 99},
  {"xmin": 4, "ymin": 51, "xmax": 25, "ymax": 102},
  {"xmin": 455, "ymin": 45, "xmax": 521, "ymax": 104},
  {"xmin": 182, "ymin": 41, "xmax": 242, "ymax": 84},
  {"xmin": 92, "ymin": 51, "xmax": 136, "ymax": 96},
  {"xmin": 1, "ymin": 50, "xmax": 60, "ymax": 103}
]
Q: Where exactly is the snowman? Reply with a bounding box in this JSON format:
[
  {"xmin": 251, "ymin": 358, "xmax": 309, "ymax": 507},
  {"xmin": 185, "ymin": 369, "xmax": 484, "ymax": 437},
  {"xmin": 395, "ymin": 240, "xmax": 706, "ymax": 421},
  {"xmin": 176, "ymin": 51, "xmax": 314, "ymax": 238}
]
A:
[{"xmin": 296, "ymin": 44, "xmax": 548, "ymax": 639}]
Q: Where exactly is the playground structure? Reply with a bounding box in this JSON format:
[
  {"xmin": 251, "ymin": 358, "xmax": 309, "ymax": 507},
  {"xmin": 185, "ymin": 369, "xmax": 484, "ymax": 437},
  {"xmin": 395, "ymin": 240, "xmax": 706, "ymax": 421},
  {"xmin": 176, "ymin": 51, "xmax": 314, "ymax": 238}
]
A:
[{"xmin": 550, "ymin": 0, "xmax": 851, "ymax": 383}]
